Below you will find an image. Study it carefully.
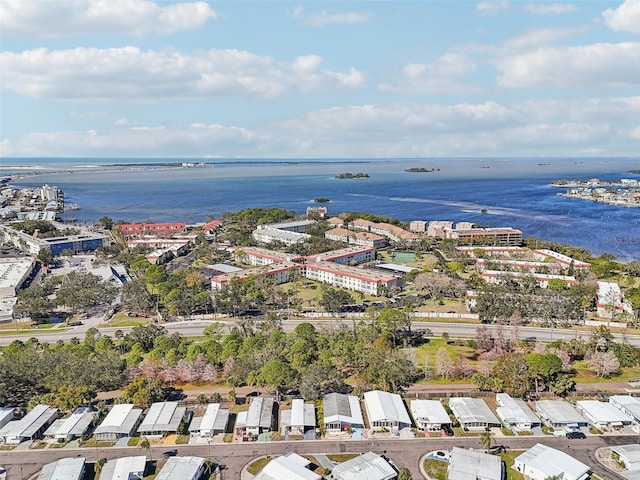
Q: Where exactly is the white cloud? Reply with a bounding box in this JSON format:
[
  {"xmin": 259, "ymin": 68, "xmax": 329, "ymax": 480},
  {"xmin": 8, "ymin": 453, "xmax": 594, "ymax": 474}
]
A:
[
  {"xmin": 0, "ymin": 139, "xmax": 13, "ymax": 156},
  {"xmin": 114, "ymin": 118, "xmax": 129, "ymax": 126},
  {"xmin": 496, "ymin": 42, "xmax": 640, "ymax": 89},
  {"xmin": 476, "ymin": 1, "xmax": 509, "ymax": 15},
  {"xmin": 0, "ymin": 47, "xmax": 365, "ymax": 101},
  {"xmin": 378, "ymin": 53, "xmax": 479, "ymax": 94},
  {"xmin": 0, "ymin": 0, "xmax": 217, "ymax": 36},
  {"xmin": 505, "ymin": 26, "xmax": 586, "ymax": 49},
  {"xmin": 603, "ymin": 0, "xmax": 640, "ymax": 34},
  {"xmin": 5, "ymin": 97, "xmax": 640, "ymax": 157},
  {"xmin": 300, "ymin": 10, "xmax": 373, "ymax": 27},
  {"xmin": 523, "ymin": 3, "xmax": 577, "ymax": 14},
  {"xmin": 68, "ymin": 111, "xmax": 107, "ymax": 119}
]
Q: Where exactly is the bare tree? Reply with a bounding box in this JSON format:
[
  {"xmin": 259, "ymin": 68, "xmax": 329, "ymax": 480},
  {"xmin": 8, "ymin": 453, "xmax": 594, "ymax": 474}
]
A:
[
  {"xmin": 587, "ymin": 350, "xmax": 620, "ymax": 378},
  {"xmin": 435, "ymin": 347, "xmax": 454, "ymax": 379}
]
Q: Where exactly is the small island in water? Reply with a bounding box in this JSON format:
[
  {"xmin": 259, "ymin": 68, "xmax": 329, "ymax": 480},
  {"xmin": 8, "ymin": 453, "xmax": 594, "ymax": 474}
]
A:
[
  {"xmin": 550, "ymin": 177, "xmax": 640, "ymax": 207},
  {"xmin": 335, "ymin": 172, "xmax": 370, "ymax": 179},
  {"xmin": 405, "ymin": 167, "xmax": 440, "ymax": 173},
  {"xmin": 314, "ymin": 197, "xmax": 330, "ymax": 203}
]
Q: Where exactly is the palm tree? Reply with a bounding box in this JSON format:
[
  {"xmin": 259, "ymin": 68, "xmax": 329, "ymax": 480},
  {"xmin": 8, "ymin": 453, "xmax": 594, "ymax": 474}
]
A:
[
  {"xmin": 94, "ymin": 457, "xmax": 106, "ymax": 475},
  {"xmin": 480, "ymin": 428, "xmax": 494, "ymax": 451},
  {"xmin": 139, "ymin": 437, "xmax": 152, "ymax": 461}
]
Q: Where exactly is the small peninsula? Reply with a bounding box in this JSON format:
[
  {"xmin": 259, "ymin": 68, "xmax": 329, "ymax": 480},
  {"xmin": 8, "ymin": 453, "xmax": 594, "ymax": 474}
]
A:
[
  {"xmin": 405, "ymin": 167, "xmax": 440, "ymax": 173},
  {"xmin": 551, "ymin": 178, "xmax": 640, "ymax": 207},
  {"xmin": 335, "ymin": 172, "xmax": 370, "ymax": 179}
]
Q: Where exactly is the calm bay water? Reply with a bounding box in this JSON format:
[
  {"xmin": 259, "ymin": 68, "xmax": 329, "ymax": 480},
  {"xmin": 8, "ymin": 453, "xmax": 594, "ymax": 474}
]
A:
[{"xmin": 2, "ymin": 157, "xmax": 639, "ymax": 260}]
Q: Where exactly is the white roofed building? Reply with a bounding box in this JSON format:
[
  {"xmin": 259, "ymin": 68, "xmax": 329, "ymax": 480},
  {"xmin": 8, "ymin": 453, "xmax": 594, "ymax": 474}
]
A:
[
  {"xmin": 44, "ymin": 407, "xmax": 95, "ymax": 442},
  {"xmin": 331, "ymin": 451, "xmax": 397, "ymax": 480},
  {"xmin": 535, "ymin": 400, "xmax": 589, "ymax": 429},
  {"xmin": 610, "ymin": 395, "xmax": 640, "ymax": 425},
  {"xmin": 514, "ymin": 443, "xmax": 590, "ymax": 480},
  {"xmin": 235, "ymin": 396, "xmax": 275, "ymax": 437},
  {"xmin": 409, "ymin": 400, "xmax": 451, "ymax": 432},
  {"xmin": 0, "ymin": 408, "xmax": 14, "ymax": 430},
  {"xmin": 447, "ymin": 447, "xmax": 502, "ymax": 480},
  {"xmin": 611, "ymin": 444, "xmax": 640, "ymax": 472},
  {"xmin": 280, "ymin": 399, "xmax": 316, "ymax": 436},
  {"xmin": 254, "ymin": 452, "xmax": 321, "ymax": 480},
  {"xmin": 448, "ymin": 397, "xmax": 500, "ymax": 432},
  {"xmin": 253, "ymin": 227, "xmax": 310, "ymax": 246},
  {"xmin": 94, "ymin": 404, "xmax": 143, "ymax": 441},
  {"xmin": 0, "ymin": 404, "xmax": 58, "ymax": 444},
  {"xmin": 155, "ymin": 456, "xmax": 205, "ymax": 480},
  {"xmin": 100, "ymin": 456, "xmax": 146, "ymax": 480},
  {"xmin": 39, "ymin": 457, "xmax": 86, "ymax": 480},
  {"xmin": 137, "ymin": 401, "xmax": 187, "ymax": 437},
  {"xmin": 576, "ymin": 400, "xmax": 633, "ymax": 430},
  {"xmin": 323, "ymin": 393, "xmax": 364, "ymax": 435},
  {"xmin": 495, "ymin": 393, "xmax": 541, "ymax": 432},
  {"xmin": 363, "ymin": 390, "xmax": 411, "ymax": 433},
  {"xmin": 189, "ymin": 403, "xmax": 229, "ymax": 438}
]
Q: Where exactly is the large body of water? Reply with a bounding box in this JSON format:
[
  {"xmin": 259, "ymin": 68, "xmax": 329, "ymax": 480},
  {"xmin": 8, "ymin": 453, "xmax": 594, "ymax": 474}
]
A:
[{"xmin": 2, "ymin": 157, "xmax": 639, "ymax": 261}]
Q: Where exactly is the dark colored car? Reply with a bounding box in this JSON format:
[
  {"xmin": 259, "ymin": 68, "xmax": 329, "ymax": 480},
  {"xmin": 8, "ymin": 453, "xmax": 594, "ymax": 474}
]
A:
[
  {"xmin": 566, "ymin": 431, "xmax": 586, "ymax": 439},
  {"xmin": 488, "ymin": 445, "xmax": 507, "ymax": 454}
]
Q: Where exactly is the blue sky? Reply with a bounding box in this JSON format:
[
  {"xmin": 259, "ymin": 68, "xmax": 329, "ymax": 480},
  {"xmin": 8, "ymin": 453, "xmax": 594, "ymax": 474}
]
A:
[{"xmin": 1, "ymin": 0, "xmax": 639, "ymax": 158}]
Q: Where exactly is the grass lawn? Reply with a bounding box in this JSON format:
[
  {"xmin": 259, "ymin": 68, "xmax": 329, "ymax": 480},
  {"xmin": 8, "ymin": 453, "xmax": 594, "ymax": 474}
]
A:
[
  {"xmin": 499, "ymin": 450, "xmax": 526, "ymax": 480},
  {"xmin": 326, "ymin": 454, "xmax": 359, "ymax": 463},
  {"xmin": 247, "ymin": 457, "xmax": 271, "ymax": 475},
  {"xmin": 98, "ymin": 314, "xmax": 148, "ymax": 328},
  {"xmin": 422, "ymin": 459, "xmax": 448, "ymax": 480},
  {"xmin": 414, "ymin": 338, "xmax": 480, "ymax": 366},
  {"xmin": 572, "ymin": 362, "xmax": 640, "ymax": 383}
]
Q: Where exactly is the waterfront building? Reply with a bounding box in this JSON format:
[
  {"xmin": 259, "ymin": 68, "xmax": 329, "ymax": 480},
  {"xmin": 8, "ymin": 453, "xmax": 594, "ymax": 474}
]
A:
[
  {"xmin": 495, "ymin": 393, "xmax": 540, "ymax": 433},
  {"xmin": 331, "ymin": 451, "xmax": 397, "ymax": 480},
  {"xmin": 409, "ymin": 220, "xmax": 427, "ymax": 232},
  {"xmin": 137, "ymin": 401, "xmax": 187, "ymax": 437},
  {"xmin": 323, "ymin": 393, "xmax": 365, "ymax": 435},
  {"xmin": 446, "ymin": 226, "xmax": 523, "ymax": 246},
  {"xmin": 410, "ymin": 400, "xmax": 451, "ymax": 432},
  {"xmin": 363, "ymin": 390, "xmax": 412, "ymax": 433},
  {"xmin": 327, "ymin": 217, "xmax": 346, "ymax": 228},
  {"xmin": 94, "ymin": 404, "xmax": 143, "ymax": 441},
  {"xmin": 117, "ymin": 222, "xmax": 186, "ymax": 237},
  {"xmin": 0, "ymin": 404, "xmax": 58, "ymax": 444},
  {"xmin": 456, "ymin": 246, "xmax": 526, "ymax": 257},
  {"xmin": 448, "ymin": 397, "xmax": 500, "ymax": 432},
  {"xmin": 447, "ymin": 447, "xmax": 502, "ymax": 480},
  {"xmin": 514, "ymin": 443, "xmax": 590, "ymax": 480},
  {"xmin": 100, "ymin": 456, "xmax": 147, "ymax": 480},
  {"xmin": 306, "ymin": 206, "xmax": 327, "ymax": 219},
  {"xmin": 189, "ymin": 403, "xmax": 230, "ymax": 438},
  {"xmin": 252, "ymin": 227, "xmax": 310, "ymax": 246},
  {"xmin": 427, "ymin": 221, "xmax": 453, "ymax": 238},
  {"xmin": 325, "ymin": 228, "xmax": 387, "ymax": 248}
]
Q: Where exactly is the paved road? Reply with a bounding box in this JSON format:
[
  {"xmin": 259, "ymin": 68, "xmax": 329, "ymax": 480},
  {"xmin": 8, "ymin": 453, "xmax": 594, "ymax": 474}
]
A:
[
  {"xmin": 0, "ymin": 433, "xmax": 634, "ymax": 480},
  {"xmin": 2, "ymin": 316, "xmax": 639, "ymax": 347}
]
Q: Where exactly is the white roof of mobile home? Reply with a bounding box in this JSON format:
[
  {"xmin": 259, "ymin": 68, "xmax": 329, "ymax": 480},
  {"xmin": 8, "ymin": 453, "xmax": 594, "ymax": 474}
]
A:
[
  {"xmin": 138, "ymin": 401, "xmax": 186, "ymax": 434},
  {"xmin": 331, "ymin": 451, "xmax": 397, "ymax": 480},
  {"xmin": 611, "ymin": 444, "xmax": 640, "ymax": 471},
  {"xmin": 246, "ymin": 397, "xmax": 275, "ymax": 428},
  {"xmin": 99, "ymin": 456, "xmax": 147, "ymax": 480},
  {"xmin": 364, "ymin": 390, "xmax": 411, "ymax": 425},
  {"xmin": 449, "ymin": 397, "xmax": 500, "ymax": 425},
  {"xmin": 515, "ymin": 443, "xmax": 590, "ymax": 480},
  {"xmin": 155, "ymin": 456, "xmax": 204, "ymax": 480},
  {"xmin": 535, "ymin": 400, "xmax": 588, "ymax": 425},
  {"xmin": 188, "ymin": 403, "xmax": 229, "ymax": 434},
  {"xmin": 447, "ymin": 447, "xmax": 502, "ymax": 480},
  {"xmin": 410, "ymin": 400, "xmax": 451, "ymax": 425},
  {"xmin": 94, "ymin": 404, "xmax": 142, "ymax": 436},
  {"xmin": 495, "ymin": 393, "xmax": 540, "ymax": 425},
  {"xmin": 254, "ymin": 452, "xmax": 321, "ymax": 480},
  {"xmin": 280, "ymin": 399, "xmax": 316, "ymax": 428},
  {"xmin": 45, "ymin": 407, "xmax": 95, "ymax": 438},
  {"xmin": 0, "ymin": 407, "xmax": 14, "ymax": 428},
  {"xmin": 323, "ymin": 393, "xmax": 364, "ymax": 426},
  {"xmin": 39, "ymin": 457, "xmax": 86, "ymax": 480},
  {"xmin": 610, "ymin": 395, "xmax": 640, "ymax": 421},
  {"xmin": 0, "ymin": 404, "xmax": 58, "ymax": 439},
  {"xmin": 576, "ymin": 400, "xmax": 633, "ymax": 425}
]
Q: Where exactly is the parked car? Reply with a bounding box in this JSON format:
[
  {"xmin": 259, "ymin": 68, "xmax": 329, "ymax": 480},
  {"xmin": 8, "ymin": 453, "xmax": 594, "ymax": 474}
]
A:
[{"xmin": 566, "ymin": 431, "xmax": 586, "ymax": 439}]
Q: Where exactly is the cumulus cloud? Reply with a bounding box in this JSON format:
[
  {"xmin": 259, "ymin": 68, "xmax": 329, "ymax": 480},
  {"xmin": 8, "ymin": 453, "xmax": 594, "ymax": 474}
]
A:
[
  {"xmin": 476, "ymin": 1, "xmax": 509, "ymax": 15},
  {"xmin": 293, "ymin": 6, "xmax": 373, "ymax": 27},
  {"xmin": 496, "ymin": 42, "xmax": 640, "ymax": 89},
  {"xmin": 523, "ymin": 3, "xmax": 577, "ymax": 14},
  {"xmin": 603, "ymin": 0, "xmax": 640, "ymax": 34},
  {"xmin": 0, "ymin": 0, "xmax": 217, "ymax": 36},
  {"xmin": 378, "ymin": 53, "xmax": 479, "ymax": 94},
  {"xmin": 0, "ymin": 47, "xmax": 365, "ymax": 101}
]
